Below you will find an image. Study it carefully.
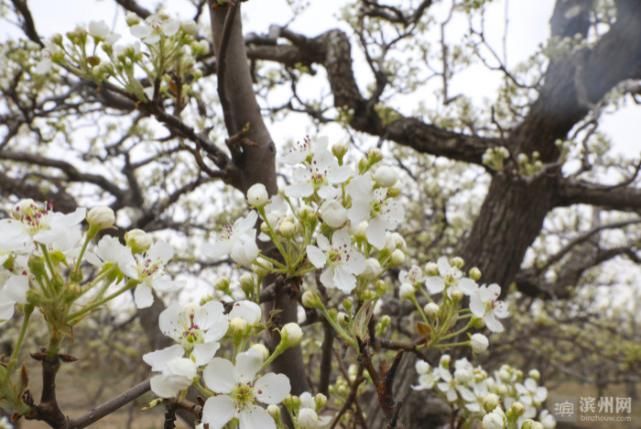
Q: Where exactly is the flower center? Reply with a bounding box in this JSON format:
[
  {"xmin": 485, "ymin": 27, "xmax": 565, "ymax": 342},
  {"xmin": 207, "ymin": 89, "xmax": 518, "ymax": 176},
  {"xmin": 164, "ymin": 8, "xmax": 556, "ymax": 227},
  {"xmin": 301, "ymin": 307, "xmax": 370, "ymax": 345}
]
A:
[{"xmin": 231, "ymin": 384, "xmax": 255, "ymax": 409}]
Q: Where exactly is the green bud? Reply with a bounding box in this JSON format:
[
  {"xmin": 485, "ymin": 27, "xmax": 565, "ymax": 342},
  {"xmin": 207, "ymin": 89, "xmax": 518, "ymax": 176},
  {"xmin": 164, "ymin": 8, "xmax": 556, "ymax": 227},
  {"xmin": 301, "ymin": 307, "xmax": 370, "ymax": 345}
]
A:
[
  {"xmin": 468, "ymin": 267, "xmax": 482, "ymax": 281},
  {"xmin": 301, "ymin": 290, "xmax": 322, "ymax": 309}
]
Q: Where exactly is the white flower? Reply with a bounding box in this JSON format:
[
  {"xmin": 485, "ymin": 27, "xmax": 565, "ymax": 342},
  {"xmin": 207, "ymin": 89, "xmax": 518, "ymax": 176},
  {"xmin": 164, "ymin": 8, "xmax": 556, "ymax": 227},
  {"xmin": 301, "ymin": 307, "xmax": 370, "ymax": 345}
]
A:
[
  {"xmin": 373, "ymin": 165, "xmax": 398, "ymax": 187},
  {"xmin": 159, "ymin": 301, "xmax": 228, "ymax": 365},
  {"xmin": 131, "ymin": 240, "xmax": 175, "ymax": 308},
  {"xmin": 205, "ymin": 211, "xmax": 259, "ymax": 266},
  {"xmin": 283, "ymin": 137, "xmax": 351, "ymax": 199},
  {"xmin": 399, "ymin": 283, "xmax": 414, "ymax": 299},
  {"xmin": 229, "ymin": 300, "xmax": 262, "ymax": 325},
  {"xmin": 0, "ymin": 273, "xmax": 28, "ymax": 324},
  {"xmin": 424, "ymin": 257, "xmax": 477, "ymax": 296},
  {"xmin": 412, "ymin": 360, "xmax": 437, "ymax": 391},
  {"xmin": 247, "ymin": 184, "xmax": 269, "ymax": 207},
  {"xmin": 361, "ymin": 258, "xmax": 382, "ymax": 280},
  {"xmin": 280, "ymin": 322, "xmax": 303, "ymax": 347},
  {"xmin": 0, "ymin": 219, "xmax": 32, "ymax": 263},
  {"xmin": 400, "ymin": 265, "xmax": 423, "ymax": 288},
  {"xmin": 86, "ymin": 206, "xmax": 115, "ymax": 230},
  {"xmin": 125, "ymin": 229, "xmax": 152, "ymax": 253},
  {"xmin": 88, "ymin": 236, "xmax": 137, "ymax": 278},
  {"xmin": 143, "ymin": 344, "xmax": 197, "ymax": 398},
  {"xmin": 306, "ymin": 229, "xmax": 366, "ymax": 293},
  {"xmin": 34, "ymin": 57, "xmax": 53, "ymax": 74},
  {"xmin": 0, "ymin": 416, "xmax": 13, "ymax": 429},
  {"xmin": 482, "ymin": 407, "xmax": 506, "ymax": 429},
  {"xmin": 516, "ymin": 378, "xmax": 548, "ymax": 418},
  {"xmin": 297, "ymin": 392, "xmax": 331, "ymax": 429},
  {"xmin": 12, "ymin": 201, "xmax": 86, "ymax": 251},
  {"xmin": 470, "ymin": 284, "xmax": 509, "ymax": 332},
  {"xmin": 470, "ymin": 333, "xmax": 489, "ymax": 353},
  {"xmin": 202, "ymin": 348, "xmax": 291, "ymax": 429},
  {"xmin": 538, "ymin": 410, "xmax": 556, "ymax": 429},
  {"xmin": 319, "ymin": 200, "xmax": 348, "ymax": 228},
  {"xmin": 346, "ymin": 174, "xmax": 404, "ymax": 249},
  {"xmin": 436, "ymin": 362, "xmax": 474, "ymax": 403},
  {"xmin": 88, "ymin": 20, "xmax": 120, "ymax": 43}
]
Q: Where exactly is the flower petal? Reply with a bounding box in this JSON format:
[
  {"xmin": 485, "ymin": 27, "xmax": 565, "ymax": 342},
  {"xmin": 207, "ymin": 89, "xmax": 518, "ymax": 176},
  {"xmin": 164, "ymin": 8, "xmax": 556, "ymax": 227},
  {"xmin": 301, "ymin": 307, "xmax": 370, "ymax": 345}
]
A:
[
  {"xmin": 193, "ymin": 342, "xmax": 220, "ymax": 366},
  {"xmin": 306, "ymin": 245, "xmax": 326, "ymax": 269},
  {"xmin": 143, "ymin": 345, "xmax": 184, "ymax": 372},
  {"xmin": 203, "ymin": 358, "xmax": 236, "ymax": 393},
  {"xmin": 239, "ymin": 405, "xmax": 276, "ymax": 429},
  {"xmin": 133, "ymin": 284, "xmax": 154, "ymax": 309},
  {"xmin": 235, "ymin": 348, "xmax": 263, "ymax": 383},
  {"xmin": 202, "ymin": 395, "xmax": 235, "ymax": 429},
  {"xmin": 254, "ymin": 373, "xmax": 291, "ymax": 405}
]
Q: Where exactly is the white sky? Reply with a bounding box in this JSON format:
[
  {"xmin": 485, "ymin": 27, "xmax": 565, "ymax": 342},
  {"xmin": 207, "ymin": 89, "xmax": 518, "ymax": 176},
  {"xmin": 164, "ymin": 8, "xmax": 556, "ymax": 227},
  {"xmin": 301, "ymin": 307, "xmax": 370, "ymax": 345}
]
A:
[{"xmin": 2, "ymin": 0, "xmax": 639, "ymax": 156}]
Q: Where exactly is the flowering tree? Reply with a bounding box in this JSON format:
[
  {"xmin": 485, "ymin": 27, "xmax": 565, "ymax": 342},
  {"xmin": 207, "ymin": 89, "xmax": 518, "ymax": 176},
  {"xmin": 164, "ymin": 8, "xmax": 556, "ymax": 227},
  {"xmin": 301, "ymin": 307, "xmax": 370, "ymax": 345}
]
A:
[{"xmin": 1, "ymin": 1, "xmax": 641, "ymax": 429}]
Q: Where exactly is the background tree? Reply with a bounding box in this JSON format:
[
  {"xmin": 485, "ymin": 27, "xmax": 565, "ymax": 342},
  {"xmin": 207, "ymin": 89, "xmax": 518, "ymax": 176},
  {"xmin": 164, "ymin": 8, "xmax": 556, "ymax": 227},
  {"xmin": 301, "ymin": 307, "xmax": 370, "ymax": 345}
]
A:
[{"xmin": 1, "ymin": 0, "xmax": 640, "ymax": 428}]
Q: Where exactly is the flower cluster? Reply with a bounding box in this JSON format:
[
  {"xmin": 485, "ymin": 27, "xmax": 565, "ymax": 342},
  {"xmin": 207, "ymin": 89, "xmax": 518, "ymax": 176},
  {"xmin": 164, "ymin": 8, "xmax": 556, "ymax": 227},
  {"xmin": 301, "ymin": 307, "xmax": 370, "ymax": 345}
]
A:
[
  {"xmin": 207, "ymin": 137, "xmax": 405, "ymax": 297},
  {"xmin": 414, "ymin": 356, "xmax": 556, "ymax": 429},
  {"xmin": 34, "ymin": 11, "xmax": 207, "ymax": 107}
]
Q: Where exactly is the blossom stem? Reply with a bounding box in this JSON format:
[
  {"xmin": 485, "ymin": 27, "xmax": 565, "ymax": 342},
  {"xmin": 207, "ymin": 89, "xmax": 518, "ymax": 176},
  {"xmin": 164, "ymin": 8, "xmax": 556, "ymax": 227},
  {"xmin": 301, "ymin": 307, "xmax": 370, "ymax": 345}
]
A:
[
  {"xmin": 40, "ymin": 244, "xmax": 61, "ymax": 287},
  {"xmin": 318, "ymin": 306, "xmax": 357, "ymax": 349},
  {"xmin": 439, "ymin": 320, "xmax": 474, "ymax": 341},
  {"xmin": 67, "ymin": 279, "xmax": 137, "ymax": 324},
  {"xmin": 72, "ymin": 232, "xmax": 92, "ymax": 278},
  {"xmin": 7, "ymin": 304, "xmax": 34, "ymax": 374},
  {"xmin": 434, "ymin": 340, "xmax": 470, "ymax": 349}
]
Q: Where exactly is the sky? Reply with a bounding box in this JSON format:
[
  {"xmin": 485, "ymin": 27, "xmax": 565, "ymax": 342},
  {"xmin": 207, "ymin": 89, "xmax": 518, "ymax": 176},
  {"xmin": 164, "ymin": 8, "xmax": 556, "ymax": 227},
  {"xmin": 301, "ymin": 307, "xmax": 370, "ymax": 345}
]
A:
[{"xmin": 2, "ymin": 0, "xmax": 639, "ymax": 157}]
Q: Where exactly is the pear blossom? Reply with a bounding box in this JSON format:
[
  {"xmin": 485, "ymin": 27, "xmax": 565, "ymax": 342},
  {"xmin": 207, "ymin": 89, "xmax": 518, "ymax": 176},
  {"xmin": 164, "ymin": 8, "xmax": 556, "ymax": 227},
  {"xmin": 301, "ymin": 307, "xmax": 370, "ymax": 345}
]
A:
[
  {"xmin": 0, "ymin": 273, "xmax": 28, "ymax": 324},
  {"xmin": 158, "ymin": 301, "xmax": 228, "ymax": 365},
  {"xmin": 229, "ymin": 300, "xmax": 262, "ymax": 325},
  {"xmin": 412, "ymin": 360, "xmax": 437, "ymax": 391},
  {"xmin": 0, "ymin": 219, "xmax": 32, "ymax": 263},
  {"xmin": 11, "ymin": 200, "xmax": 86, "ymax": 251},
  {"xmin": 88, "ymin": 20, "xmax": 120, "ymax": 44},
  {"xmin": 88, "ymin": 236, "xmax": 137, "ymax": 278},
  {"xmin": 306, "ymin": 229, "xmax": 366, "ymax": 293},
  {"xmin": 515, "ymin": 378, "xmax": 548, "ymax": 418},
  {"xmin": 470, "ymin": 284, "xmax": 509, "ymax": 333},
  {"xmin": 424, "ymin": 257, "xmax": 478, "ymax": 296},
  {"xmin": 436, "ymin": 359, "xmax": 475, "ymax": 402},
  {"xmin": 205, "ymin": 211, "xmax": 259, "ymax": 266},
  {"xmin": 538, "ymin": 410, "xmax": 556, "ymax": 429},
  {"xmin": 319, "ymin": 199, "xmax": 348, "ymax": 228},
  {"xmin": 202, "ymin": 348, "xmax": 291, "ymax": 429},
  {"xmin": 143, "ymin": 344, "xmax": 197, "ymax": 398},
  {"xmin": 131, "ymin": 240, "xmax": 175, "ymax": 308},
  {"xmin": 346, "ymin": 174, "xmax": 404, "ymax": 249},
  {"xmin": 470, "ymin": 333, "xmax": 489, "ymax": 353},
  {"xmin": 247, "ymin": 183, "xmax": 269, "ymax": 207},
  {"xmin": 297, "ymin": 392, "xmax": 331, "ymax": 429},
  {"xmin": 482, "ymin": 407, "xmax": 506, "ymax": 429},
  {"xmin": 399, "ymin": 265, "xmax": 424, "ymax": 288}
]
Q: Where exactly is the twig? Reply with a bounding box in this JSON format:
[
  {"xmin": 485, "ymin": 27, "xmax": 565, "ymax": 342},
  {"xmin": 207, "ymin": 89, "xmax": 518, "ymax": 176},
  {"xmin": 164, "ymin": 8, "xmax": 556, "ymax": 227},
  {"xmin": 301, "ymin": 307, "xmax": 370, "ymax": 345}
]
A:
[{"xmin": 68, "ymin": 380, "xmax": 150, "ymax": 429}]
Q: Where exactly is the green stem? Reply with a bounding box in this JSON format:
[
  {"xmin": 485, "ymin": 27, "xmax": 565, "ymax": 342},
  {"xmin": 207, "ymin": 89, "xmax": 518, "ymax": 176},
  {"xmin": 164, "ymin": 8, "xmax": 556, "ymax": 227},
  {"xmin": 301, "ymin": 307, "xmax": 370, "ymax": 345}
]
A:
[
  {"xmin": 67, "ymin": 280, "xmax": 137, "ymax": 324},
  {"xmin": 319, "ymin": 307, "xmax": 357, "ymax": 349},
  {"xmin": 72, "ymin": 232, "xmax": 92, "ymax": 278},
  {"xmin": 7, "ymin": 305, "xmax": 34, "ymax": 374},
  {"xmin": 40, "ymin": 244, "xmax": 60, "ymax": 285}
]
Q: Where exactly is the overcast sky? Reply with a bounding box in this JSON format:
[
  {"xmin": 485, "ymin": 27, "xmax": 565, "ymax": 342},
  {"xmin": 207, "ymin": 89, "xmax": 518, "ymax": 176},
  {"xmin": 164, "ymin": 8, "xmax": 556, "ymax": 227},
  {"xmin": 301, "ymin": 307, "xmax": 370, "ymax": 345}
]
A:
[{"xmin": 2, "ymin": 0, "xmax": 639, "ymax": 156}]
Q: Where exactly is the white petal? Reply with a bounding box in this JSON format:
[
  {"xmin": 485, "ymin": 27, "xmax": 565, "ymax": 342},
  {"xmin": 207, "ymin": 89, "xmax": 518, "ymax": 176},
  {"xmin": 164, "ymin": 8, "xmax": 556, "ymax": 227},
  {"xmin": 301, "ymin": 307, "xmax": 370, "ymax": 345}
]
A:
[
  {"xmin": 133, "ymin": 284, "xmax": 154, "ymax": 308},
  {"xmin": 366, "ymin": 216, "xmax": 387, "ymax": 249},
  {"xmin": 149, "ymin": 241, "xmax": 173, "ymax": 263},
  {"xmin": 254, "ymin": 373, "xmax": 291, "ymax": 405},
  {"xmin": 159, "ymin": 303, "xmax": 183, "ymax": 341},
  {"xmin": 143, "ymin": 345, "xmax": 184, "ymax": 372},
  {"xmin": 150, "ymin": 374, "xmax": 183, "ymax": 398},
  {"xmin": 494, "ymin": 301, "xmax": 509, "ymax": 318},
  {"xmin": 234, "ymin": 211, "xmax": 258, "ymax": 234},
  {"xmin": 327, "ymin": 165, "xmax": 352, "ymax": 184},
  {"xmin": 202, "ymin": 395, "xmax": 235, "ymax": 429},
  {"xmin": 204, "ymin": 239, "xmax": 232, "ymax": 260},
  {"xmin": 457, "ymin": 278, "xmax": 478, "ymax": 295},
  {"xmin": 319, "ymin": 267, "xmax": 335, "ymax": 289},
  {"xmin": 484, "ymin": 313, "xmax": 504, "ymax": 333},
  {"xmin": 306, "ymin": 245, "xmax": 326, "ymax": 269},
  {"xmin": 239, "ymin": 405, "xmax": 276, "ymax": 429},
  {"xmin": 469, "ymin": 294, "xmax": 485, "ymax": 317},
  {"xmin": 437, "ymin": 257, "xmax": 451, "ymax": 276},
  {"xmin": 229, "ymin": 300, "xmax": 262, "ymax": 324},
  {"xmin": 0, "ymin": 302, "xmax": 16, "ymax": 322},
  {"xmin": 425, "ymin": 277, "xmax": 444, "ymax": 294},
  {"xmin": 196, "ymin": 301, "xmax": 227, "ymax": 333},
  {"xmin": 193, "ymin": 342, "xmax": 220, "ymax": 366},
  {"xmin": 203, "ymin": 358, "xmax": 236, "ymax": 393},
  {"xmin": 235, "ymin": 348, "xmax": 263, "ymax": 383},
  {"xmin": 3, "ymin": 275, "xmax": 28, "ymax": 304},
  {"xmin": 333, "ymin": 267, "xmax": 356, "ymax": 293}
]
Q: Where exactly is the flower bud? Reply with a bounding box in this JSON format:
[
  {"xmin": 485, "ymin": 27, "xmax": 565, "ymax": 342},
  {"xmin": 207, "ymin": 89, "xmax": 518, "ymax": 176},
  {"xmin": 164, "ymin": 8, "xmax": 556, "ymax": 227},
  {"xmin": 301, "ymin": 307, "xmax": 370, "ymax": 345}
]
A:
[
  {"xmin": 87, "ymin": 206, "xmax": 115, "ymax": 230},
  {"xmin": 125, "ymin": 12, "xmax": 141, "ymax": 26},
  {"xmin": 424, "ymin": 261, "xmax": 439, "ymax": 276},
  {"xmin": 399, "ymin": 283, "xmax": 414, "ymax": 299},
  {"xmin": 252, "ymin": 257, "xmax": 273, "ymax": 276},
  {"xmin": 373, "ymin": 165, "xmax": 397, "ymax": 187},
  {"xmin": 124, "ymin": 228, "xmax": 152, "ymax": 253},
  {"xmin": 451, "ymin": 256, "xmax": 464, "ymax": 269},
  {"xmin": 415, "ymin": 360, "xmax": 430, "ymax": 374},
  {"xmin": 247, "ymin": 183, "xmax": 269, "ymax": 207},
  {"xmin": 423, "ymin": 302, "xmax": 439, "ymax": 317},
  {"xmin": 521, "ymin": 420, "xmax": 543, "ymax": 429},
  {"xmin": 229, "ymin": 317, "xmax": 249, "ymax": 336},
  {"xmin": 450, "ymin": 289, "xmax": 463, "ymax": 301},
  {"xmin": 367, "ymin": 148, "xmax": 383, "ymax": 164},
  {"xmin": 528, "ymin": 369, "xmax": 541, "ymax": 381},
  {"xmin": 250, "ymin": 343, "xmax": 270, "ymax": 361},
  {"xmin": 482, "ymin": 393, "xmax": 500, "ymax": 412},
  {"xmin": 353, "ymin": 221, "xmax": 368, "ymax": 240},
  {"xmin": 240, "ymin": 273, "xmax": 255, "ymax": 296},
  {"xmin": 181, "ymin": 19, "xmax": 198, "ymax": 34},
  {"xmin": 482, "ymin": 408, "xmax": 505, "ymax": 429},
  {"xmin": 390, "ymin": 249, "xmax": 405, "ymax": 267},
  {"xmin": 214, "ymin": 277, "xmax": 232, "ymax": 295},
  {"xmin": 469, "ymin": 267, "xmax": 482, "ymax": 281},
  {"xmin": 332, "ymin": 142, "xmax": 348, "ymax": 160},
  {"xmin": 267, "ymin": 404, "xmax": 281, "ymax": 419},
  {"xmin": 509, "ymin": 401, "xmax": 525, "ymax": 417},
  {"xmin": 319, "ymin": 200, "xmax": 347, "ymax": 228},
  {"xmin": 280, "ymin": 322, "xmax": 303, "ymax": 347},
  {"xmin": 362, "ymin": 258, "xmax": 382, "ymax": 280},
  {"xmin": 278, "ymin": 218, "xmax": 297, "ymax": 237},
  {"xmin": 314, "ymin": 393, "xmax": 327, "ymax": 409},
  {"xmin": 301, "ymin": 290, "xmax": 322, "ymax": 309},
  {"xmin": 439, "ymin": 354, "xmax": 451, "ymax": 368},
  {"xmin": 470, "ymin": 333, "xmax": 489, "ymax": 353}
]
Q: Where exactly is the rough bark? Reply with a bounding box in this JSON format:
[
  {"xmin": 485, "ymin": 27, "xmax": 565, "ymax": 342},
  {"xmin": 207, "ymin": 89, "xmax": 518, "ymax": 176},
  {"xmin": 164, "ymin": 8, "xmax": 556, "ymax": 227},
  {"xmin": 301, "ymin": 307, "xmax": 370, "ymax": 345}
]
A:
[{"xmin": 208, "ymin": 1, "xmax": 310, "ymax": 394}]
